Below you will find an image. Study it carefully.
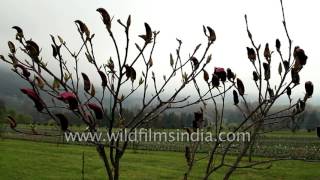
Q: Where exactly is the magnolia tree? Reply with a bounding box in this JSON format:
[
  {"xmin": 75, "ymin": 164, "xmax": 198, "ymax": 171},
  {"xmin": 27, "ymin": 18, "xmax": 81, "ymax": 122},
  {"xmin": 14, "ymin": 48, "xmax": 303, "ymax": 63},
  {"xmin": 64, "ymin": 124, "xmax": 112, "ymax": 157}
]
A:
[
  {"xmin": 183, "ymin": 0, "xmax": 314, "ymax": 179},
  {"xmin": 1, "ymin": 7, "xmax": 219, "ymax": 180},
  {"xmin": 1, "ymin": 0, "xmax": 314, "ymax": 180}
]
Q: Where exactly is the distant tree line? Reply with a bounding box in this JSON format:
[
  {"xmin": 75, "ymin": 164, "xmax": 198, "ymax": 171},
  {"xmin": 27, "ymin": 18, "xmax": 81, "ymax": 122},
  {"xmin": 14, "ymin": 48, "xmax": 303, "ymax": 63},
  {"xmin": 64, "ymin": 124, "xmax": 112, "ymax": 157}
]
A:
[{"xmin": 1, "ymin": 97, "xmax": 319, "ymax": 131}]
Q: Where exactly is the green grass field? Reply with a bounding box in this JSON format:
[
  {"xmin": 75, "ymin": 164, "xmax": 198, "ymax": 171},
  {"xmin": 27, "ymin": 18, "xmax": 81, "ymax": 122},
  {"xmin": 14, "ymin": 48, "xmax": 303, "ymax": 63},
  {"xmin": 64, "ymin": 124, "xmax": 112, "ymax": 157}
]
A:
[
  {"xmin": 2, "ymin": 125, "xmax": 320, "ymax": 160},
  {"xmin": 1, "ymin": 139, "xmax": 320, "ymax": 180}
]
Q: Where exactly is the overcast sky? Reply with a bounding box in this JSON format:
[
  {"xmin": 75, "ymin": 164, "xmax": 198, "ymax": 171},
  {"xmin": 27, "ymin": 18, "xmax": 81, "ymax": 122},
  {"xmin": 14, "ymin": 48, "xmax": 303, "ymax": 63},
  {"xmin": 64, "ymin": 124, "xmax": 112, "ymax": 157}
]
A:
[{"xmin": 0, "ymin": 0, "xmax": 318, "ymax": 104}]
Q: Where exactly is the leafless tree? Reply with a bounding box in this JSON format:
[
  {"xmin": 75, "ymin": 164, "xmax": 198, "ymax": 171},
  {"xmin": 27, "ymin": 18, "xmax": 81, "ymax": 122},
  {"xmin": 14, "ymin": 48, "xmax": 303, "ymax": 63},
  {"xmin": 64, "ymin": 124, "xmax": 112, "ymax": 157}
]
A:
[
  {"xmin": 1, "ymin": 7, "xmax": 221, "ymax": 180},
  {"xmin": 183, "ymin": 0, "xmax": 314, "ymax": 179}
]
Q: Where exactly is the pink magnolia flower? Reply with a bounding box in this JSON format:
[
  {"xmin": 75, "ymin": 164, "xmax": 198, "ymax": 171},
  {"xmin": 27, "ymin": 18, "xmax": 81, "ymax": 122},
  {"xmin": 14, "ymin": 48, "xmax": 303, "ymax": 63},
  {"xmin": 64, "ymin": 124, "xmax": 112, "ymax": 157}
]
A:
[
  {"xmin": 214, "ymin": 67, "xmax": 225, "ymax": 73},
  {"xmin": 21, "ymin": 88, "xmax": 44, "ymax": 111},
  {"xmin": 57, "ymin": 92, "xmax": 78, "ymax": 110},
  {"xmin": 87, "ymin": 103, "xmax": 103, "ymax": 119},
  {"xmin": 214, "ymin": 67, "xmax": 226, "ymax": 82}
]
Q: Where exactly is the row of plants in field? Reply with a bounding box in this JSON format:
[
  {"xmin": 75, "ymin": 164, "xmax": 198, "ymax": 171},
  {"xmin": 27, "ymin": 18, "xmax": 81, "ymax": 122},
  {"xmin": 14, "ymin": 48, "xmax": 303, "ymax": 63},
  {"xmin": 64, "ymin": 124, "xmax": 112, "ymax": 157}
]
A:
[{"xmin": 2, "ymin": 126, "xmax": 319, "ymax": 159}]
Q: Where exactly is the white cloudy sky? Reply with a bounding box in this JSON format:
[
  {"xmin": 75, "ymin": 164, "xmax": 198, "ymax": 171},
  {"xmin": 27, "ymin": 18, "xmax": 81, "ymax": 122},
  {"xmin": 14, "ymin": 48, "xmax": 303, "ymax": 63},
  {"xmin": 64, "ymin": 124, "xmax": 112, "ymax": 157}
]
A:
[{"xmin": 0, "ymin": 0, "xmax": 319, "ymax": 104}]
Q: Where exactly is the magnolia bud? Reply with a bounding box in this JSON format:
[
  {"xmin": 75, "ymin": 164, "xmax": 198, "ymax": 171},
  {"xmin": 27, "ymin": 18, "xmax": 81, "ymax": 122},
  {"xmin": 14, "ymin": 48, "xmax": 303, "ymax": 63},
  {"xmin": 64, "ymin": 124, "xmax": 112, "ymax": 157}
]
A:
[
  {"xmin": 207, "ymin": 26, "xmax": 216, "ymax": 42},
  {"xmin": 237, "ymin": 78, "xmax": 245, "ymax": 96},
  {"xmin": 97, "ymin": 8, "xmax": 112, "ymax": 30},
  {"xmin": 263, "ymin": 63, "xmax": 270, "ymax": 80},
  {"xmin": 227, "ymin": 68, "xmax": 235, "ymax": 81},
  {"xmin": 264, "ymin": 43, "xmax": 271, "ymax": 61},
  {"xmin": 276, "ymin": 39, "xmax": 281, "ymax": 51},
  {"xmin": 253, "ymin": 71, "xmax": 259, "ymax": 81},
  {"xmin": 212, "ymin": 74, "xmax": 220, "ymax": 87},
  {"xmin": 191, "ymin": 57, "xmax": 199, "ymax": 70},
  {"xmin": 8, "ymin": 41, "xmax": 16, "ymax": 54},
  {"xmin": 203, "ymin": 70, "xmax": 209, "ymax": 82},
  {"xmin": 233, "ymin": 90, "xmax": 239, "ymax": 105},
  {"xmin": 286, "ymin": 86, "xmax": 291, "ymax": 97},
  {"xmin": 291, "ymin": 70, "xmax": 300, "ymax": 85},
  {"xmin": 294, "ymin": 46, "xmax": 308, "ymax": 66},
  {"xmin": 305, "ymin": 81, "xmax": 314, "ymax": 98},
  {"xmin": 246, "ymin": 47, "xmax": 256, "ymax": 62}
]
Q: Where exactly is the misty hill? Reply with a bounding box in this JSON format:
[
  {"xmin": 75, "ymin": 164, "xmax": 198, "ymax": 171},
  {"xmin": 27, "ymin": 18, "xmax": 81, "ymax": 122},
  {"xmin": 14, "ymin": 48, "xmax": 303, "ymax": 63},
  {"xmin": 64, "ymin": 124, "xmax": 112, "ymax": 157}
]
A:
[{"xmin": 0, "ymin": 68, "xmax": 319, "ymax": 130}]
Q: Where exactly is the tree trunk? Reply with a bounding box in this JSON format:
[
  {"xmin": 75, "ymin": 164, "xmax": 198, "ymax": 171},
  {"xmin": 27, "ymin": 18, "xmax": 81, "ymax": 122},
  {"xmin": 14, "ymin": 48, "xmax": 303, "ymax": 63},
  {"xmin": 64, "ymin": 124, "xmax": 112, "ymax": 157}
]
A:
[
  {"xmin": 114, "ymin": 161, "xmax": 120, "ymax": 180},
  {"xmin": 223, "ymin": 124, "xmax": 262, "ymax": 179},
  {"xmin": 248, "ymin": 137, "xmax": 256, "ymax": 162},
  {"xmin": 113, "ymin": 150, "xmax": 122, "ymax": 180},
  {"xmin": 96, "ymin": 144, "xmax": 113, "ymax": 180}
]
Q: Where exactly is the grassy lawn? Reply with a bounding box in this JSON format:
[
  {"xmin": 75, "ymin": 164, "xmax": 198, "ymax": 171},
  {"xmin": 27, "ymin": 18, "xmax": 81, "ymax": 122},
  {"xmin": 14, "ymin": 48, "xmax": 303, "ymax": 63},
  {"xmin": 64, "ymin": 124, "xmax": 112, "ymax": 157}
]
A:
[
  {"xmin": 265, "ymin": 130, "xmax": 317, "ymax": 138},
  {"xmin": 0, "ymin": 139, "xmax": 319, "ymax": 180}
]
